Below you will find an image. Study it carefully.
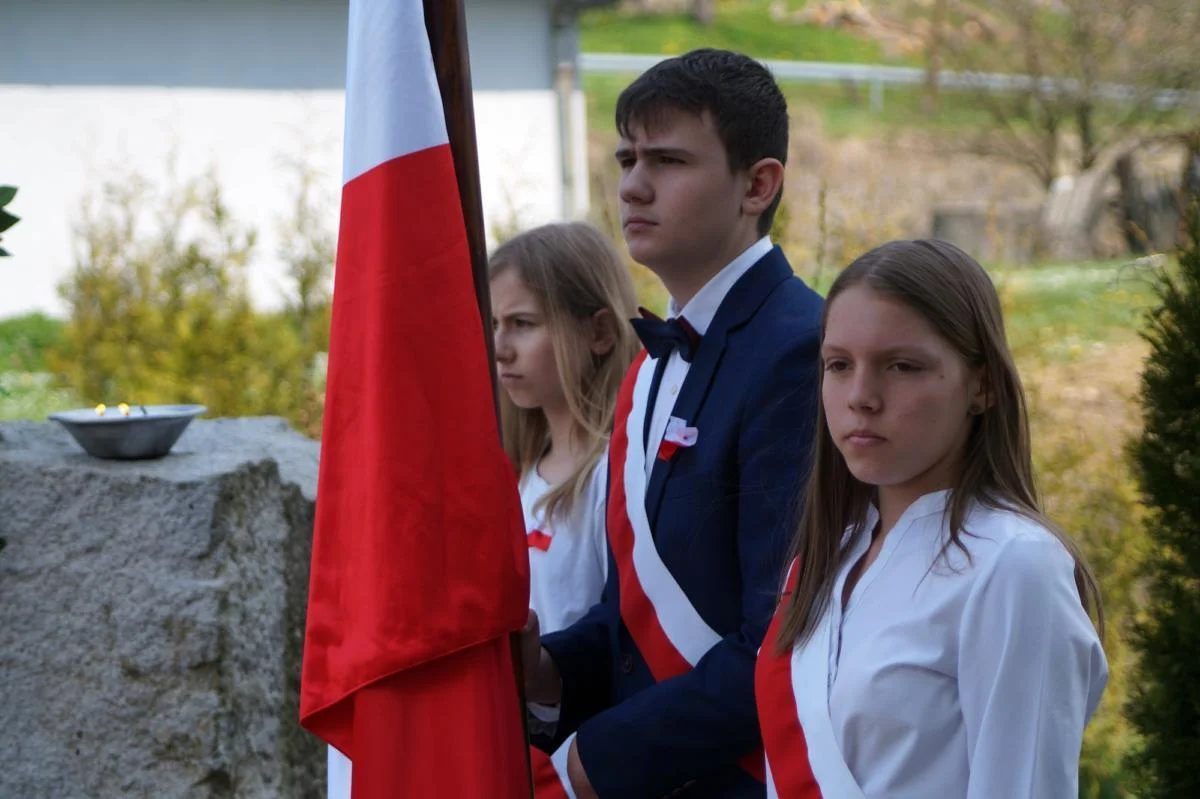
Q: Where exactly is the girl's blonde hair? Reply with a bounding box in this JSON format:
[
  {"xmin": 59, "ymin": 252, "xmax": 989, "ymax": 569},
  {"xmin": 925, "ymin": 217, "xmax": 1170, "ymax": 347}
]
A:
[
  {"xmin": 776, "ymin": 239, "xmax": 1103, "ymax": 651},
  {"xmin": 489, "ymin": 222, "xmax": 639, "ymax": 522}
]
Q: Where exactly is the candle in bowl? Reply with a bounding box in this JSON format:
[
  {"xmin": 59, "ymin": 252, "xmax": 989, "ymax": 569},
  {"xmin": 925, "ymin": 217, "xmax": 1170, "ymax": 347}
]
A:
[{"xmin": 49, "ymin": 404, "xmax": 208, "ymax": 460}]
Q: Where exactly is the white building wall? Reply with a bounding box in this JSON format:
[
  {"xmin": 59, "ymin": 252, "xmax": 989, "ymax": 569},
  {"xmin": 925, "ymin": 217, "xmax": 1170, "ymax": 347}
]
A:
[{"xmin": 0, "ymin": 0, "xmax": 587, "ymax": 319}]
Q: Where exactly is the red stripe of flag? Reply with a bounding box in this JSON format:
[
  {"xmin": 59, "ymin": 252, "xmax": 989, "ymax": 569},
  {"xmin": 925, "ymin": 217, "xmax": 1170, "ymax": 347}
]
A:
[
  {"xmin": 530, "ymin": 747, "xmax": 571, "ymax": 799},
  {"xmin": 298, "ymin": 1, "xmax": 531, "ymax": 795}
]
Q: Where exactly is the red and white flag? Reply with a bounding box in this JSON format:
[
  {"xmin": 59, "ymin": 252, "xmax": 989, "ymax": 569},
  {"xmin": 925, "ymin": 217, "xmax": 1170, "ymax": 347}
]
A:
[{"xmin": 299, "ymin": 1, "xmax": 531, "ymax": 796}]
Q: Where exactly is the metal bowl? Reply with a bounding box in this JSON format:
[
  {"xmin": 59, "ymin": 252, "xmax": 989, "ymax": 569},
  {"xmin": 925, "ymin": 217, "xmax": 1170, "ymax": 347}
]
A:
[{"xmin": 48, "ymin": 404, "xmax": 208, "ymax": 460}]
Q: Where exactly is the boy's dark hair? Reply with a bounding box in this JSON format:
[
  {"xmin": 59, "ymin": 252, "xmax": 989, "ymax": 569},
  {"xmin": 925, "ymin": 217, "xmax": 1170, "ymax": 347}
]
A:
[{"xmin": 615, "ymin": 48, "xmax": 789, "ymax": 235}]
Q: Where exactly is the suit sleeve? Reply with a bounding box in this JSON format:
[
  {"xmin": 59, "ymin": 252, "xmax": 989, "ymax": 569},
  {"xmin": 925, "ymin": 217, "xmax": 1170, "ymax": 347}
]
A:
[{"xmin": 571, "ymin": 330, "xmax": 820, "ymax": 798}]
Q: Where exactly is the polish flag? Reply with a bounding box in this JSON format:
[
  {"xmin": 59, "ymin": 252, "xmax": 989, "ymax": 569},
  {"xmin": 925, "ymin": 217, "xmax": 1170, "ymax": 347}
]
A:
[{"xmin": 299, "ymin": 1, "xmax": 532, "ymax": 797}]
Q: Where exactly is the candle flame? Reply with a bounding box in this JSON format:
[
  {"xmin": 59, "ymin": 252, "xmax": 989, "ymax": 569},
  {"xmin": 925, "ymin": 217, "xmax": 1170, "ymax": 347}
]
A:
[
  {"xmin": 118, "ymin": 403, "xmax": 131, "ymax": 417},
  {"xmin": 95, "ymin": 404, "xmax": 107, "ymax": 416}
]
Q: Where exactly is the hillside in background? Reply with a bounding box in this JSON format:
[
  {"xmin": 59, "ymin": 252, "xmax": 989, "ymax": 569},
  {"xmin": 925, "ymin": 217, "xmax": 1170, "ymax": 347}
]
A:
[{"xmin": 580, "ymin": 0, "xmax": 1010, "ymax": 64}]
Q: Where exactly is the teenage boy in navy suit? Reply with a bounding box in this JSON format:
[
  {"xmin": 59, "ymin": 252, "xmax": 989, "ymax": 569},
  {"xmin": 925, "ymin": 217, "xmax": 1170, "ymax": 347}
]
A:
[{"xmin": 522, "ymin": 48, "xmax": 824, "ymax": 799}]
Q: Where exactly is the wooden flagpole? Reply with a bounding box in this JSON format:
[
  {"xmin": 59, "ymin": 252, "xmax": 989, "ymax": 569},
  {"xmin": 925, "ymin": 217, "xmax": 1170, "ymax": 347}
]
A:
[
  {"xmin": 421, "ymin": 0, "xmax": 535, "ymax": 795},
  {"xmin": 422, "ymin": 0, "xmax": 499, "ymax": 411}
]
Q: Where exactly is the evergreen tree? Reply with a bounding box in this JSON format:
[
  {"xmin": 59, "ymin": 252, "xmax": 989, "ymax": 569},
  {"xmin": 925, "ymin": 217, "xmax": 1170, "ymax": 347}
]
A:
[{"xmin": 1128, "ymin": 190, "xmax": 1200, "ymax": 797}]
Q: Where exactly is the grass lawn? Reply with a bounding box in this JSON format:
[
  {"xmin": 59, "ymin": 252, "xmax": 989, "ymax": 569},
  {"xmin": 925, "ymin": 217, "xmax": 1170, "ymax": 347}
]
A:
[
  {"xmin": 579, "ymin": 2, "xmax": 898, "ymax": 65},
  {"xmin": 993, "ymin": 259, "xmax": 1161, "ymax": 361},
  {"xmin": 800, "ymin": 257, "xmax": 1158, "ymax": 348},
  {"xmin": 578, "ymin": 0, "xmax": 972, "ymax": 140},
  {"xmin": 578, "ymin": 4, "xmax": 1147, "ymax": 140}
]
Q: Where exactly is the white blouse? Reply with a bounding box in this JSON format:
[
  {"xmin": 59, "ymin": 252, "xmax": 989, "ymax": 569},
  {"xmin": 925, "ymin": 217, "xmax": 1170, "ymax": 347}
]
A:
[
  {"xmin": 521, "ymin": 454, "xmax": 609, "ymax": 735},
  {"xmin": 818, "ymin": 490, "xmax": 1107, "ymax": 798},
  {"xmin": 521, "ymin": 453, "xmax": 609, "ymax": 637}
]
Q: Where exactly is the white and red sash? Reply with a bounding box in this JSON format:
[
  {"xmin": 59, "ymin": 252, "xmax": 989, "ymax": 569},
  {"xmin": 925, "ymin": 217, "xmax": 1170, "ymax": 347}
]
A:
[
  {"xmin": 608, "ymin": 352, "xmax": 764, "ymax": 781},
  {"xmin": 756, "ymin": 560, "xmax": 866, "ymax": 799}
]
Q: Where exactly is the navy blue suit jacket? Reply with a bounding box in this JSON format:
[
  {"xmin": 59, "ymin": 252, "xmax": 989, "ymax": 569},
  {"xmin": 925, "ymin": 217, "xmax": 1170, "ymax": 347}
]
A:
[{"xmin": 536, "ymin": 247, "xmax": 824, "ymax": 798}]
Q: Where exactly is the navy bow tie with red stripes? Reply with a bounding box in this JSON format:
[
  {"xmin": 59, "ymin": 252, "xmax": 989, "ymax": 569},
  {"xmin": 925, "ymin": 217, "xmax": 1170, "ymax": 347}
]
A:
[{"xmin": 631, "ymin": 307, "xmax": 701, "ymax": 363}]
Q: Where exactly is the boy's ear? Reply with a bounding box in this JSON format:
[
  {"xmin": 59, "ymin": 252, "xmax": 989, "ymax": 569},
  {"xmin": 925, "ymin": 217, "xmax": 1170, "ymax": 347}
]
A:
[
  {"xmin": 742, "ymin": 157, "xmax": 786, "ymax": 220},
  {"xmin": 588, "ymin": 308, "xmax": 618, "ymax": 357}
]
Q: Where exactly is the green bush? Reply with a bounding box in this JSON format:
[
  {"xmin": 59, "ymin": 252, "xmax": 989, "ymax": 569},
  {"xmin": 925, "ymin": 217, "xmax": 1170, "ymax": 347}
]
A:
[
  {"xmin": 0, "ymin": 185, "xmax": 18, "ymax": 256},
  {"xmin": 0, "ymin": 313, "xmax": 65, "ymax": 372},
  {"xmin": 1024, "ymin": 349, "xmax": 1148, "ymax": 798},
  {"xmin": 1002, "ymin": 268, "xmax": 1154, "ymax": 798},
  {"xmin": 1127, "ymin": 198, "xmax": 1200, "ymax": 797},
  {"xmin": 49, "ymin": 167, "xmax": 332, "ymax": 437},
  {"xmin": 0, "ymin": 371, "xmax": 76, "ymax": 422}
]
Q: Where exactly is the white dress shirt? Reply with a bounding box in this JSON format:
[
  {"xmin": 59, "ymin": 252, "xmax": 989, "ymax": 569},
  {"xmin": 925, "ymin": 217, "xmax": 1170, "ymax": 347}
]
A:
[
  {"xmin": 643, "ymin": 236, "xmax": 774, "ymax": 477},
  {"xmin": 812, "ymin": 490, "xmax": 1108, "ymax": 798}
]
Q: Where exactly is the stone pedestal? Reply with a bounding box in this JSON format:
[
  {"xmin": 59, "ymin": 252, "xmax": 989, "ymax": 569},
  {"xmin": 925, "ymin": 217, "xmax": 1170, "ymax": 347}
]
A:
[{"xmin": 0, "ymin": 417, "xmax": 323, "ymax": 798}]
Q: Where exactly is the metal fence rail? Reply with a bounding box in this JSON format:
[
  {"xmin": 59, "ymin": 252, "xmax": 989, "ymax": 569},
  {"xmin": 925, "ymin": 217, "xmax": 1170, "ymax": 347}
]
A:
[{"xmin": 579, "ymin": 52, "xmax": 1198, "ymax": 112}]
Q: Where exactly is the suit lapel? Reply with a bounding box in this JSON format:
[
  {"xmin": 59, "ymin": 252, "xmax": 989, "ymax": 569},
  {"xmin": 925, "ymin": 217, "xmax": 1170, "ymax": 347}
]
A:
[
  {"xmin": 643, "ymin": 247, "xmax": 795, "ymax": 530},
  {"xmin": 643, "ymin": 324, "xmax": 726, "ymax": 529}
]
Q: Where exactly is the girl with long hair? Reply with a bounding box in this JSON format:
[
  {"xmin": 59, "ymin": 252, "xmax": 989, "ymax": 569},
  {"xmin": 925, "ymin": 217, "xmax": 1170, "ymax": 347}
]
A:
[
  {"xmin": 756, "ymin": 240, "xmax": 1107, "ymax": 798},
  {"xmin": 489, "ymin": 222, "xmax": 639, "ymax": 797}
]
